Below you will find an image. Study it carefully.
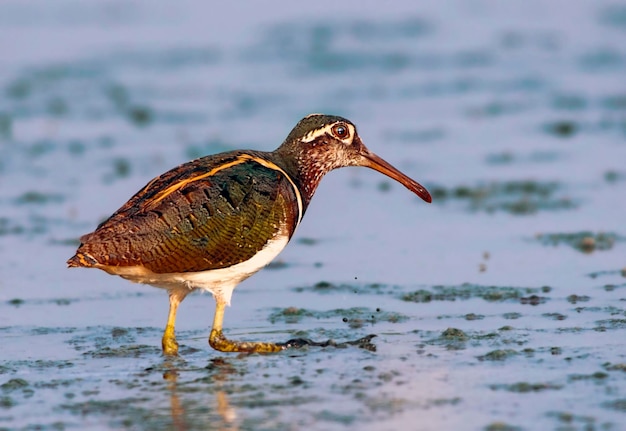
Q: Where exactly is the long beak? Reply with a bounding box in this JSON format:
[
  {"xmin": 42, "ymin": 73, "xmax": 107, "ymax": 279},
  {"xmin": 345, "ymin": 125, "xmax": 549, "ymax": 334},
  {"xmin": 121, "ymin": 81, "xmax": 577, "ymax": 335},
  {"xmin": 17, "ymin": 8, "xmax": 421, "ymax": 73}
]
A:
[{"xmin": 361, "ymin": 151, "xmax": 432, "ymax": 203}]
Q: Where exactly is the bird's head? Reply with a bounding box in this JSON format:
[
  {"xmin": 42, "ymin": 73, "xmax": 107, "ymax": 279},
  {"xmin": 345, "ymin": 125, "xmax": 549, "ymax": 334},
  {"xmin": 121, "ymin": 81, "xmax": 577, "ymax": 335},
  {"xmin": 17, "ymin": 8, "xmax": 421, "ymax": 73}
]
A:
[{"xmin": 276, "ymin": 113, "xmax": 432, "ymax": 203}]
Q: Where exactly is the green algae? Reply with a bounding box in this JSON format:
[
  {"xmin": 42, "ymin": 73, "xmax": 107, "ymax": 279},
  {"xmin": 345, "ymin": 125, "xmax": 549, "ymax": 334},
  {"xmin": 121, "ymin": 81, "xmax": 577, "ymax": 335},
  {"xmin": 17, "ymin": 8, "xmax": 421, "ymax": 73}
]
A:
[
  {"xmin": 535, "ymin": 231, "xmax": 622, "ymax": 253},
  {"xmin": 430, "ymin": 328, "xmax": 470, "ymax": 350},
  {"xmin": 542, "ymin": 312, "xmax": 567, "ymax": 321},
  {"xmin": 0, "ymin": 218, "xmax": 26, "ymax": 236},
  {"xmin": 83, "ymin": 345, "xmax": 164, "ymax": 359},
  {"xmin": 603, "ymin": 283, "xmax": 626, "ymax": 291},
  {"xmin": 265, "ymin": 259, "xmax": 289, "ymax": 270},
  {"xmin": 7, "ymin": 298, "xmax": 24, "ymax": 307},
  {"xmin": 490, "ymin": 382, "xmax": 563, "ymax": 393},
  {"xmin": 297, "ymin": 281, "xmax": 550, "ymax": 308},
  {"xmin": 595, "ymin": 319, "xmax": 626, "ymax": 331},
  {"xmin": 0, "ymin": 360, "xmax": 74, "ymax": 374},
  {"xmin": 0, "ymin": 395, "xmax": 16, "ymax": 408},
  {"xmin": 604, "ymin": 169, "xmax": 626, "ymax": 183},
  {"xmin": 15, "ymin": 190, "xmax": 63, "ymax": 205},
  {"xmin": 267, "ymin": 306, "xmax": 406, "ymax": 326},
  {"xmin": 546, "ymin": 411, "xmax": 597, "ymax": 428},
  {"xmin": 314, "ymin": 410, "xmax": 357, "ymax": 425},
  {"xmin": 519, "ymin": 295, "xmax": 547, "ymax": 305},
  {"xmin": 568, "ymin": 372, "xmax": 608, "ymax": 382},
  {"xmin": 428, "ymin": 180, "xmax": 574, "ymax": 214},
  {"xmin": 603, "ymin": 399, "xmax": 626, "ymax": 412},
  {"xmin": 484, "ymin": 422, "xmax": 523, "ymax": 431},
  {"xmin": 441, "ymin": 328, "xmax": 468, "ymax": 341},
  {"xmin": 478, "ymin": 349, "xmax": 518, "ymax": 361},
  {"xmin": 402, "ymin": 283, "xmax": 542, "ymax": 303},
  {"xmin": 543, "ymin": 120, "xmax": 578, "ymax": 137},
  {"xmin": 604, "ymin": 363, "xmax": 626, "ymax": 372},
  {"xmin": 293, "ymin": 281, "xmax": 396, "ymax": 296},
  {"xmin": 567, "ymin": 294, "xmax": 591, "ymax": 304},
  {"xmin": 268, "ymin": 306, "xmax": 315, "ymax": 324},
  {"xmin": 1, "ymin": 379, "xmax": 29, "ymax": 392},
  {"xmin": 423, "ymin": 327, "xmax": 521, "ymax": 352},
  {"xmin": 60, "ymin": 398, "xmax": 158, "ymax": 428},
  {"xmin": 126, "ymin": 106, "xmax": 153, "ymax": 126},
  {"xmin": 0, "ymin": 113, "xmax": 11, "ymax": 139},
  {"xmin": 552, "ymin": 93, "xmax": 588, "ymax": 111}
]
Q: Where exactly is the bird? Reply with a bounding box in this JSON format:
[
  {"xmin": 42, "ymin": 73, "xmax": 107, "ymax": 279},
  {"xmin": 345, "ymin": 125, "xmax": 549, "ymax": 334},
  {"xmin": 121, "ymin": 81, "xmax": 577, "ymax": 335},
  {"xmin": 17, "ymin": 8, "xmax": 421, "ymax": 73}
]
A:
[{"xmin": 67, "ymin": 114, "xmax": 432, "ymax": 355}]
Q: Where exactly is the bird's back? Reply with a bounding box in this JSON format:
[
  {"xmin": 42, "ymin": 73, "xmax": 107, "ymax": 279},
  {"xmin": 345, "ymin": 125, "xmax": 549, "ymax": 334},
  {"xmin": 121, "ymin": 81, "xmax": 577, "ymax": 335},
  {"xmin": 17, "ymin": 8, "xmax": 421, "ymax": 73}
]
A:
[{"xmin": 67, "ymin": 150, "xmax": 303, "ymax": 274}]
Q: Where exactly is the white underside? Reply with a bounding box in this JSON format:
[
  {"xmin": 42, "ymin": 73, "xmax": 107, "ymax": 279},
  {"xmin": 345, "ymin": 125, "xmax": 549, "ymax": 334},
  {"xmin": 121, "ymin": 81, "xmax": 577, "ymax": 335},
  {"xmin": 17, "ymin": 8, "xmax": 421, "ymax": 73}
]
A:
[{"xmin": 105, "ymin": 230, "xmax": 290, "ymax": 305}]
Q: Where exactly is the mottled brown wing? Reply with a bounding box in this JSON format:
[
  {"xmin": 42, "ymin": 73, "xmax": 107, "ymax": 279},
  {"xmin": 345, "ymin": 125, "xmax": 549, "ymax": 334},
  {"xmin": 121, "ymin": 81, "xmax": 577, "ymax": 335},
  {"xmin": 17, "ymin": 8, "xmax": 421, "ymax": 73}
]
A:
[{"xmin": 70, "ymin": 151, "xmax": 300, "ymax": 273}]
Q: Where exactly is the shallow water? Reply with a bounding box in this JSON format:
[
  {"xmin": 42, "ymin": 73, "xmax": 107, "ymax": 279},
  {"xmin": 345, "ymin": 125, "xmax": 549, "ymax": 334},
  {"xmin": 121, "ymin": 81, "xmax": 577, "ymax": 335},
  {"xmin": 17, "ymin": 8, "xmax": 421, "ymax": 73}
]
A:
[{"xmin": 1, "ymin": 1, "xmax": 626, "ymax": 430}]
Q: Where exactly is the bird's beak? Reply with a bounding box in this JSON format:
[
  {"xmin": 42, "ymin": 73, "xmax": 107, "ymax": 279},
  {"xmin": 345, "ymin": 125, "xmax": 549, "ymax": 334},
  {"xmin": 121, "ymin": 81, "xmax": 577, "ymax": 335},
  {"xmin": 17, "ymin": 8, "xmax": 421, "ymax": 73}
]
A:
[{"xmin": 360, "ymin": 147, "xmax": 432, "ymax": 203}]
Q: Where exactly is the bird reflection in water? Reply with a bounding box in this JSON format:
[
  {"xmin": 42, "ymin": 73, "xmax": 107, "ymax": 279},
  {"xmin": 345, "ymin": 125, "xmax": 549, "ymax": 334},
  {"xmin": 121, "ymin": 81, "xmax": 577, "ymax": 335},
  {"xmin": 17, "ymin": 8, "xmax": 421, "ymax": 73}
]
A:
[{"xmin": 162, "ymin": 358, "xmax": 239, "ymax": 431}]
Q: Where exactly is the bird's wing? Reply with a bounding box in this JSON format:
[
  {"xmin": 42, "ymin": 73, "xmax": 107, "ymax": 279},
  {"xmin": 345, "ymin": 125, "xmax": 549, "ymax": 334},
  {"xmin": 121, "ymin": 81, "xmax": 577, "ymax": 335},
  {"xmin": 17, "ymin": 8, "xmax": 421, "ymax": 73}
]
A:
[{"xmin": 71, "ymin": 151, "xmax": 301, "ymax": 273}]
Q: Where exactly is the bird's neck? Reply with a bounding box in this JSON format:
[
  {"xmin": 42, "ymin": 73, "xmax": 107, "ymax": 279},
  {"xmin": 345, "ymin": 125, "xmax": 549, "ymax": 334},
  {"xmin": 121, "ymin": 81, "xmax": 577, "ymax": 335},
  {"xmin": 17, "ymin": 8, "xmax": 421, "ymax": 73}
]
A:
[{"xmin": 271, "ymin": 144, "xmax": 335, "ymax": 209}]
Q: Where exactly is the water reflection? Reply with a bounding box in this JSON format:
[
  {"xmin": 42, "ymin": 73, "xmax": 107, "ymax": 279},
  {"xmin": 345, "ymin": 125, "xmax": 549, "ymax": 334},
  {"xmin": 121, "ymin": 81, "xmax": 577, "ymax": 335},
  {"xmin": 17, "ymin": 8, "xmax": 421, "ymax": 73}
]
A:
[
  {"xmin": 163, "ymin": 365, "xmax": 188, "ymax": 431},
  {"xmin": 216, "ymin": 391, "xmax": 237, "ymax": 430},
  {"xmin": 207, "ymin": 358, "xmax": 239, "ymax": 431},
  {"xmin": 162, "ymin": 358, "xmax": 239, "ymax": 431}
]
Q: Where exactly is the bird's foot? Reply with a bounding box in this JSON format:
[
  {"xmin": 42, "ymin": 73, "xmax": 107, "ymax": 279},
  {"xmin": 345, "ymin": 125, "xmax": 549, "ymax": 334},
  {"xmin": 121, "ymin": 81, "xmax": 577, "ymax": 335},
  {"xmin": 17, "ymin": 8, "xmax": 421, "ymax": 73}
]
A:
[
  {"xmin": 208, "ymin": 330, "xmax": 377, "ymax": 353},
  {"xmin": 279, "ymin": 334, "xmax": 377, "ymax": 351},
  {"xmin": 162, "ymin": 329, "xmax": 179, "ymax": 356},
  {"xmin": 209, "ymin": 329, "xmax": 285, "ymax": 353}
]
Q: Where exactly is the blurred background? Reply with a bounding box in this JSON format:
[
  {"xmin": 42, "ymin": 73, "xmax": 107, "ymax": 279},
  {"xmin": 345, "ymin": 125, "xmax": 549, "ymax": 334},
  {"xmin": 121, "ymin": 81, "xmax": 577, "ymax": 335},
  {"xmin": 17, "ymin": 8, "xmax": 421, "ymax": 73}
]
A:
[{"xmin": 1, "ymin": 1, "xmax": 625, "ymax": 430}]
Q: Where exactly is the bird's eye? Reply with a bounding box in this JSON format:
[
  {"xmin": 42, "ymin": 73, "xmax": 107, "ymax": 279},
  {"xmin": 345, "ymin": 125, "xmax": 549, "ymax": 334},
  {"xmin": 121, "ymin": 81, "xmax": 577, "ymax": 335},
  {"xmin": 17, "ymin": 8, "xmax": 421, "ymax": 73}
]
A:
[{"xmin": 331, "ymin": 123, "xmax": 350, "ymax": 140}]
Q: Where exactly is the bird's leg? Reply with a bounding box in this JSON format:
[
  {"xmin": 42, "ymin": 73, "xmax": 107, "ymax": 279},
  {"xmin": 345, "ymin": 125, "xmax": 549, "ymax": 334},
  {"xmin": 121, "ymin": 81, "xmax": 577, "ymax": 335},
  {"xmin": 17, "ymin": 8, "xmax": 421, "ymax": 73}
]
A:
[
  {"xmin": 162, "ymin": 290, "xmax": 187, "ymax": 356},
  {"xmin": 208, "ymin": 298, "xmax": 285, "ymax": 353}
]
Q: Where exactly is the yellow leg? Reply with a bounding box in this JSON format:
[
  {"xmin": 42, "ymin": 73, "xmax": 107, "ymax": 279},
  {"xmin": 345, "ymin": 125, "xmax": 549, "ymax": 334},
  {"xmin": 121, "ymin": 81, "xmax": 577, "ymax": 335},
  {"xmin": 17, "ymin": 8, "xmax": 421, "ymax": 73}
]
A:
[
  {"xmin": 162, "ymin": 290, "xmax": 186, "ymax": 356},
  {"xmin": 208, "ymin": 298, "xmax": 284, "ymax": 353}
]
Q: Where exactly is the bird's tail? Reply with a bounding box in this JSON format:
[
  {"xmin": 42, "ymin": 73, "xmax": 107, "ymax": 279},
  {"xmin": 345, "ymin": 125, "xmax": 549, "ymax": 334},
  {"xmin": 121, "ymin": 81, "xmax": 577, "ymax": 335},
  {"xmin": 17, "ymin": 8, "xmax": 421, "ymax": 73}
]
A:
[{"xmin": 67, "ymin": 252, "xmax": 98, "ymax": 268}]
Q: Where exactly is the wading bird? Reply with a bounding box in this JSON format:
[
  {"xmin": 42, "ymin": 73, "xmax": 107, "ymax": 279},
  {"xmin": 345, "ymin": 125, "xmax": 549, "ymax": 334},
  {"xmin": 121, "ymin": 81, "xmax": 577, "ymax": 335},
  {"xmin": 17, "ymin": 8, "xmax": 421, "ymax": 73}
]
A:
[{"xmin": 68, "ymin": 114, "xmax": 431, "ymax": 355}]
